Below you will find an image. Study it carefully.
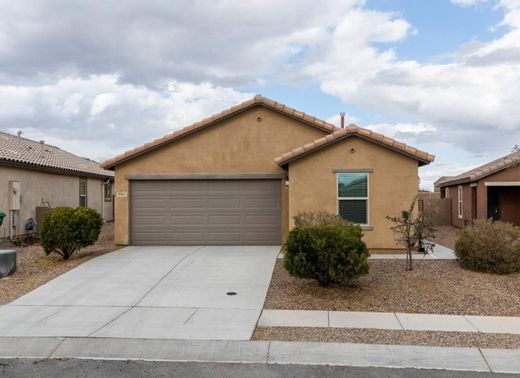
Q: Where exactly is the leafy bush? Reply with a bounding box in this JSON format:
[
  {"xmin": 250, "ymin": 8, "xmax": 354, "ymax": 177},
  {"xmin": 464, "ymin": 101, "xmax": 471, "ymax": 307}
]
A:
[
  {"xmin": 455, "ymin": 220, "xmax": 520, "ymax": 274},
  {"xmin": 293, "ymin": 210, "xmax": 347, "ymax": 228},
  {"xmin": 39, "ymin": 207, "xmax": 103, "ymax": 260},
  {"xmin": 284, "ymin": 223, "xmax": 369, "ymax": 287}
]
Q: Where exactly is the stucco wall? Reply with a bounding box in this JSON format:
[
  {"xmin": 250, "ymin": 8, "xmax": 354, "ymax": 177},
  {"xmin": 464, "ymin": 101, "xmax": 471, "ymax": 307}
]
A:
[
  {"xmin": 444, "ymin": 164, "xmax": 520, "ymax": 227},
  {"xmin": 287, "ymin": 136, "xmax": 420, "ymax": 250},
  {"xmin": 0, "ymin": 165, "xmax": 111, "ymax": 238},
  {"xmin": 113, "ymin": 106, "xmax": 327, "ymax": 245}
]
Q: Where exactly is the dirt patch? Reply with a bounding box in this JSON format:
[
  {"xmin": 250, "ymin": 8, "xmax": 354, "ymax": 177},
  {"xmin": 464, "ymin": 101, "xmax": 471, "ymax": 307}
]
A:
[
  {"xmin": 430, "ymin": 225, "xmax": 463, "ymax": 250},
  {"xmin": 0, "ymin": 223, "xmax": 121, "ymax": 305},
  {"xmin": 253, "ymin": 327, "xmax": 520, "ymax": 349},
  {"xmin": 265, "ymin": 259, "xmax": 520, "ymax": 316}
]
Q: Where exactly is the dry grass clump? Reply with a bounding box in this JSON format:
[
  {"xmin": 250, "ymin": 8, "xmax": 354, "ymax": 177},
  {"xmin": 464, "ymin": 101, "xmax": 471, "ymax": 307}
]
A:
[{"xmin": 455, "ymin": 220, "xmax": 520, "ymax": 274}]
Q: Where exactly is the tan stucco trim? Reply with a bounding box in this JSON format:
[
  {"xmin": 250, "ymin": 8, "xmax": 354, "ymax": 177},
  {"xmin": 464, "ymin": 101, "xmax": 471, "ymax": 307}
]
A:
[
  {"xmin": 125, "ymin": 173, "xmax": 287, "ymax": 180},
  {"xmin": 332, "ymin": 168, "xmax": 374, "ymax": 173},
  {"xmin": 484, "ymin": 181, "xmax": 520, "ymax": 186}
]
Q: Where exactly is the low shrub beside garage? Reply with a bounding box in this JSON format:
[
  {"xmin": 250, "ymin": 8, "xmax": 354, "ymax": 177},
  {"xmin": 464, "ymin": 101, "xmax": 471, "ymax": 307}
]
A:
[{"xmin": 284, "ymin": 212, "xmax": 369, "ymax": 287}]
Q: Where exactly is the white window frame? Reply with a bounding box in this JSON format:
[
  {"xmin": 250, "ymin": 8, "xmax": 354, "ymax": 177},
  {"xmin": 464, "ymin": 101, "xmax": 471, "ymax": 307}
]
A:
[
  {"xmin": 79, "ymin": 177, "xmax": 88, "ymax": 208},
  {"xmin": 336, "ymin": 172, "xmax": 369, "ymax": 226},
  {"xmin": 445, "ymin": 187, "xmax": 449, "ymax": 199},
  {"xmin": 457, "ymin": 185, "xmax": 463, "ymax": 219}
]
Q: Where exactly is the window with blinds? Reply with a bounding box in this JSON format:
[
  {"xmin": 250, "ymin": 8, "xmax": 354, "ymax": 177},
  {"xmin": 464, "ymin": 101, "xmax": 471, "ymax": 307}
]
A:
[
  {"xmin": 337, "ymin": 172, "xmax": 368, "ymax": 224},
  {"xmin": 79, "ymin": 178, "xmax": 88, "ymax": 207}
]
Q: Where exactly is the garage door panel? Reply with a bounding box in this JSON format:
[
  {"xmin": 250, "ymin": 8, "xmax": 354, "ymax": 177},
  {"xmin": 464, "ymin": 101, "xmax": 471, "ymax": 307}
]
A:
[
  {"xmin": 207, "ymin": 198, "xmax": 242, "ymax": 209},
  {"xmin": 131, "ymin": 179, "xmax": 281, "ymax": 245},
  {"xmin": 208, "ymin": 215, "xmax": 242, "ymax": 225}
]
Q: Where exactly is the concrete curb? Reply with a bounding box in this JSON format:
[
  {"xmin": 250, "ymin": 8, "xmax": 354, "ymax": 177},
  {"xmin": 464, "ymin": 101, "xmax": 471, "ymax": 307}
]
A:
[{"xmin": 1, "ymin": 337, "xmax": 520, "ymax": 373}]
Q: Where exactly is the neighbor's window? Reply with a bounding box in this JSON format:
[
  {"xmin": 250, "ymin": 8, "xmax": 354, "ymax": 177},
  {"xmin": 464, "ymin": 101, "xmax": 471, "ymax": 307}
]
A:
[
  {"xmin": 457, "ymin": 185, "xmax": 463, "ymax": 219},
  {"xmin": 79, "ymin": 178, "xmax": 88, "ymax": 207},
  {"xmin": 104, "ymin": 181, "xmax": 112, "ymax": 202},
  {"xmin": 337, "ymin": 172, "xmax": 368, "ymax": 224},
  {"xmin": 445, "ymin": 187, "xmax": 450, "ymax": 199}
]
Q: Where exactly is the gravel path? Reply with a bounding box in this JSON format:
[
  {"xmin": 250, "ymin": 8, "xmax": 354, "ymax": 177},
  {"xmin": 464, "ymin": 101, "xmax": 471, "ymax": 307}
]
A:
[
  {"xmin": 265, "ymin": 259, "xmax": 520, "ymax": 316},
  {"xmin": 0, "ymin": 223, "xmax": 121, "ymax": 305},
  {"xmin": 253, "ymin": 327, "xmax": 520, "ymax": 349}
]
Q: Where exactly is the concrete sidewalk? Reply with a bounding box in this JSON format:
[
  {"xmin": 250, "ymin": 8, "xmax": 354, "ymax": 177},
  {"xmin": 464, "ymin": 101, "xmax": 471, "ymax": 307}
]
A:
[
  {"xmin": 258, "ymin": 309, "xmax": 520, "ymax": 334},
  {"xmin": 1, "ymin": 337, "xmax": 520, "ymax": 374},
  {"xmin": 370, "ymin": 242, "xmax": 456, "ymax": 260}
]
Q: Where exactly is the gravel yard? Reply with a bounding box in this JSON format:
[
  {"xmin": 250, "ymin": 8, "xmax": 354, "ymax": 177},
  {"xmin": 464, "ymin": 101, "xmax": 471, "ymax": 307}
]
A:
[
  {"xmin": 0, "ymin": 223, "xmax": 120, "ymax": 305},
  {"xmin": 253, "ymin": 327, "xmax": 520, "ymax": 349},
  {"xmin": 265, "ymin": 259, "xmax": 520, "ymax": 316}
]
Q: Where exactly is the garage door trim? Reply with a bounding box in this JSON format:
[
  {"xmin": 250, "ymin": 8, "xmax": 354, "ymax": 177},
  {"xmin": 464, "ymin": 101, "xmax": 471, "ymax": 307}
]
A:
[{"xmin": 125, "ymin": 173, "xmax": 286, "ymax": 180}]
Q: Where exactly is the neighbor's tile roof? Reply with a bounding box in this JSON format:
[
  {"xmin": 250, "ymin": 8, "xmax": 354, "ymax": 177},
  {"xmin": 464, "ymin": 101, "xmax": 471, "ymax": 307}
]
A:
[
  {"xmin": 0, "ymin": 131, "xmax": 113, "ymax": 178},
  {"xmin": 438, "ymin": 150, "xmax": 520, "ymax": 187},
  {"xmin": 101, "ymin": 95, "xmax": 339, "ymax": 169},
  {"xmin": 274, "ymin": 125, "xmax": 435, "ymax": 166}
]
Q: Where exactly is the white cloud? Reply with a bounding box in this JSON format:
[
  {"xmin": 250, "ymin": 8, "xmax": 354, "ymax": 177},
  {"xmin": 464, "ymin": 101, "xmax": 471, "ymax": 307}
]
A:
[
  {"xmin": 451, "ymin": 0, "xmax": 487, "ymax": 7},
  {"xmin": 301, "ymin": 1, "xmax": 520, "ymax": 154},
  {"xmin": 0, "ymin": 76, "xmax": 253, "ymax": 161}
]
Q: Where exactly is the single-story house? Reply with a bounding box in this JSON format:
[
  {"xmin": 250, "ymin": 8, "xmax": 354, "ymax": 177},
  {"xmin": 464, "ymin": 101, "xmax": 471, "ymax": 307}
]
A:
[
  {"xmin": 437, "ymin": 149, "xmax": 520, "ymax": 227},
  {"xmin": 101, "ymin": 96, "xmax": 434, "ymax": 249},
  {"xmin": 0, "ymin": 131, "xmax": 114, "ymax": 239}
]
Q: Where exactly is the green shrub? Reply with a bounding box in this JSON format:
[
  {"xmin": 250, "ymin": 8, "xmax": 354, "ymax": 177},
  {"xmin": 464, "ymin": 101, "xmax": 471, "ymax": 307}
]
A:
[
  {"xmin": 284, "ymin": 223, "xmax": 369, "ymax": 287},
  {"xmin": 39, "ymin": 207, "xmax": 103, "ymax": 260},
  {"xmin": 455, "ymin": 220, "xmax": 520, "ymax": 274},
  {"xmin": 293, "ymin": 210, "xmax": 347, "ymax": 228}
]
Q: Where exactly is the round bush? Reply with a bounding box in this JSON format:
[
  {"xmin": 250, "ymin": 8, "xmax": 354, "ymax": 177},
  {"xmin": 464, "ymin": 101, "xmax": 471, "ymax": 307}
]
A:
[
  {"xmin": 39, "ymin": 207, "xmax": 103, "ymax": 260},
  {"xmin": 455, "ymin": 220, "xmax": 520, "ymax": 274},
  {"xmin": 283, "ymin": 224, "xmax": 369, "ymax": 287}
]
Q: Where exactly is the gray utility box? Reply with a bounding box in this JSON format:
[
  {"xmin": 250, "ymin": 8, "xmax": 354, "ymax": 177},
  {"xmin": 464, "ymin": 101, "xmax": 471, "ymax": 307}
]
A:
[{"xmin": 0, "ymin": 250, "xmax": 16, "ymax": 278}]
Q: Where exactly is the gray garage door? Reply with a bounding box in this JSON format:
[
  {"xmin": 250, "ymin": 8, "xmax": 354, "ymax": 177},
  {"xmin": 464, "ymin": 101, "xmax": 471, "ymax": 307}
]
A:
[{"xmin": 130, "ymin": 179, "xmax": 282, "ymax": 245}]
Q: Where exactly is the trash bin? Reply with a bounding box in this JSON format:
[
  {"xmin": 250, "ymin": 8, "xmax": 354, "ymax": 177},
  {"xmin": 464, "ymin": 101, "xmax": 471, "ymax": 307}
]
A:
[
  {"xmin": 0, "ymin": 211, "xmax": 5, "ymax": 226},
  {"xmin": 0, "ymin": 250, "xmax": 16, "ymax": 278}
]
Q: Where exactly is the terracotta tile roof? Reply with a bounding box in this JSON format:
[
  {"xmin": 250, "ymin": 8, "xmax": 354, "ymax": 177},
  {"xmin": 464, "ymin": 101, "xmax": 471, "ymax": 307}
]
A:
[
  {"xmin": 0, "ymin": 131, "xmax": 113, "ymax": 178},
  {"xmin": 274, "ymin": 125, "xmax": 435, "ymax": 167},
  {"xmin": 101, "ymin": 95, "xmax": 339, "ymax": 169},
  {"xmin": 438, "ymin": 150, "xmax": 520, "ymax": 187}
]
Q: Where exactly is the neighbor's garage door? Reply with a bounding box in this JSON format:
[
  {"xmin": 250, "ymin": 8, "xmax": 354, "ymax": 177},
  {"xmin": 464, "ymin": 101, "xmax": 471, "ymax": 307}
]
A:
[{"xmin": 130, "ymin": 180, "xmax": 282, "ymax": 245}]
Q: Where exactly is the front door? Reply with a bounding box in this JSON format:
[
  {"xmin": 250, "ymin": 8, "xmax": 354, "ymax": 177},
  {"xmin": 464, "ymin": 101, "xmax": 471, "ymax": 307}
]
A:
[{"xmin": 487, "ymin": 187, "xmax": 500, "ymax": 221}]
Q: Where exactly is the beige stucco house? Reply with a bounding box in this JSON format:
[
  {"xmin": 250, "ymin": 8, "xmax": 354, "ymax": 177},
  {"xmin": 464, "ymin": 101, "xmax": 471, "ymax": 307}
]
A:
[
  {"xmin": 0, "ymin": 131, "xmax": 114, "ymax": 240},
  {"xmin": 102, "ymin": 96, "xmax": 434, "ymax": 250}
]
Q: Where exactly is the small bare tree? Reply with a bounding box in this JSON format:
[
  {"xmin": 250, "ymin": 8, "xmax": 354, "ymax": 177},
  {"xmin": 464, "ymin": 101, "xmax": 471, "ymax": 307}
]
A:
[{"xmin": 386, "ymin": 197, "xmax": 436, "ymax": 271}]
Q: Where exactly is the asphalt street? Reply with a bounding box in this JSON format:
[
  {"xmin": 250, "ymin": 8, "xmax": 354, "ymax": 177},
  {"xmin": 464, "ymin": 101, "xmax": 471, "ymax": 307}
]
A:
[{"xmin": 0, "ymin": 359, "xmax": 515, "ymax": 378}]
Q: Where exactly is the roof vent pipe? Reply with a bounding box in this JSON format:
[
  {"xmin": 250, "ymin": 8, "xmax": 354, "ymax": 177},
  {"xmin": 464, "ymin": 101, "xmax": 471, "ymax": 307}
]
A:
[
  {"xmin": 340, "ymin": 112, "xmax": 345, "ymax": 128},
  {"xmin": 17, "ymin": 130, "xmax": 23, "ymax": 144},
  {"xmin": 39, "ymin": 140, "xmax": 45, "ymax": 158}
]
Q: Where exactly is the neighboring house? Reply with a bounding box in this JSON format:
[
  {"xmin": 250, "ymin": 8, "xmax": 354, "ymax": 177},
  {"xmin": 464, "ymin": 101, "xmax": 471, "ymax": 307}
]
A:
[
  {"xmin": 437, "ymin": 150, "xmax": 520, "ymax": 227},
  {"xmin": 101, "ymin": 96, "xmax": 434, "ymax": 250},
  {"xmin": 0, "ymin": 131, "xmax": 114, "ymax": 239}
]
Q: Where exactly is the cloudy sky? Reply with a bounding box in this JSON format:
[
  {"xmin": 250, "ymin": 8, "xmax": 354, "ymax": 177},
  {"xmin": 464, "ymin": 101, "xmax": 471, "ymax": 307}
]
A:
[{"xmin": 1, "ymin": 0, "xmax": 519, "ymax": 189}]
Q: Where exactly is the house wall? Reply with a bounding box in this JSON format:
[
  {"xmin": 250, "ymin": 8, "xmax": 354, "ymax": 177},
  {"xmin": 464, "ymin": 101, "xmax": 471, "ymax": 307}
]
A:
[
  {"xmin": 442, "ymin": 164, "xmax": 520, "ymax": 227},
  {"xmin": 287, "ymin": 136, "xmax": 420, "ymax": 250},
  {"xmin": 112, "ymin": 106, "xmax": 327, "ymax": 245},
  {"xmin": 0, "ymin": 165, "xmax": 112, "ymax": 239}
]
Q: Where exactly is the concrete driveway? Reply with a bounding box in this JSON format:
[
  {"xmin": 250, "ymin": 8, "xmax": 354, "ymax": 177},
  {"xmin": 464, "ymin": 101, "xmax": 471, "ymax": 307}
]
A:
[{"xmin": 0, "ymin": 246, "xmax": 280, "ymax": 340}]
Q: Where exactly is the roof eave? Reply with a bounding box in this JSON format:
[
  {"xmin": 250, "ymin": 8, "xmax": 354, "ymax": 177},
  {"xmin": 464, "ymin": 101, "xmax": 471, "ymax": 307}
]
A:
[
  {"xmin": 0, "ymin": 158, "xmax": 113, "ymax": 179},
  {"xmin": 101, "ymin": 99, "xmax": 338, "ymax": 169},
  {"xmin": 276, "ymin": 133, "xmax": 434, "ymax": 167}
]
